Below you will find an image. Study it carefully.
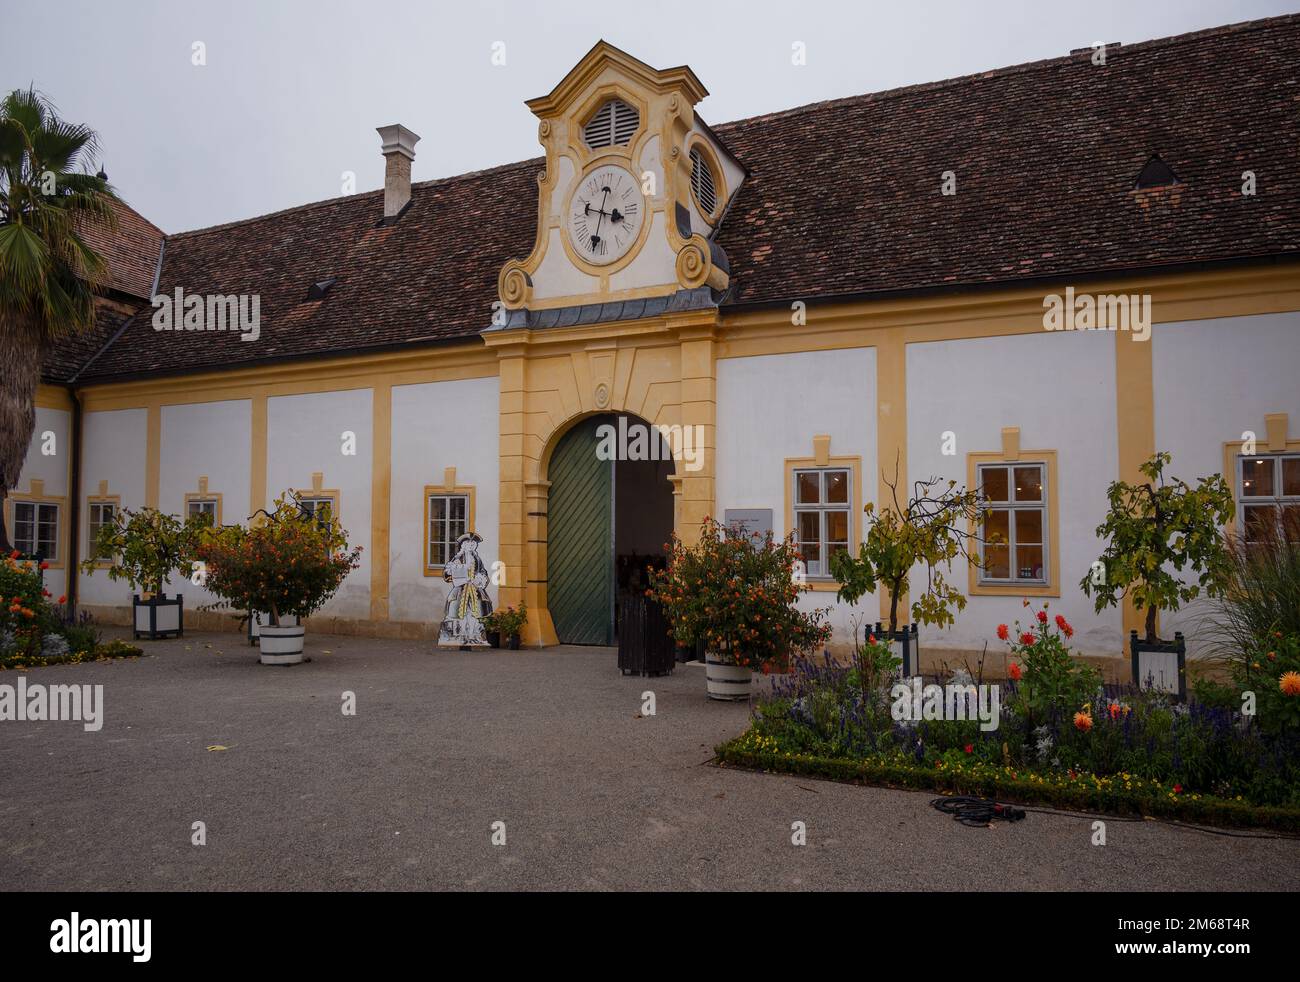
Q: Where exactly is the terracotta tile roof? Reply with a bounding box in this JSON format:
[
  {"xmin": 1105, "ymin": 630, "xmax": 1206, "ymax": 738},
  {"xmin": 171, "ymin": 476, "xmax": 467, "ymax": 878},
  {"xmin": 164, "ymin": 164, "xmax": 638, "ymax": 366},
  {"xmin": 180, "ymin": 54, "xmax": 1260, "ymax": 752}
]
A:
[
  {"xmin": 75, "ymin": 159, "xmax": 541, "ymax": 381},
  {"xmin": 713, "ymin": 13, "xmax": 1300, "ymax": 307},
  {"xmin": 40, "ymin": 297, "xmax": 144, "ymax": 383},
  {"xmin": 77, "ymin": 197, "xmax": 164, "ymax": 300},
  {"xmin": 64, "ymin": 13, "xmax": 1300, "ymax": 382}
]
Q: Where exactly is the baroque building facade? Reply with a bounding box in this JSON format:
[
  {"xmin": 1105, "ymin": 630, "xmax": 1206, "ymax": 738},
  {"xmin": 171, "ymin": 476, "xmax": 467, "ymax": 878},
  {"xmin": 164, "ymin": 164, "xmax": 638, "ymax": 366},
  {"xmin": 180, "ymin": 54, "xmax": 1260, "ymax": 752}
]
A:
[{"xmin": 18, "ymin": 19, "xmax": 1300, "ymax": 665}]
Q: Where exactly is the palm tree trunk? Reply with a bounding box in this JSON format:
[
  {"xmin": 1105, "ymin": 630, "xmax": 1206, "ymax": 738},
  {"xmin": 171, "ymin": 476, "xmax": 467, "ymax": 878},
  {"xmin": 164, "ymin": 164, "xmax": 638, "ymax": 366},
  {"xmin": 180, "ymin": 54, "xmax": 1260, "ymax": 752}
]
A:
[{"xmin": 0, "ymin": 309, "xmax": 46, "ymax": 555}]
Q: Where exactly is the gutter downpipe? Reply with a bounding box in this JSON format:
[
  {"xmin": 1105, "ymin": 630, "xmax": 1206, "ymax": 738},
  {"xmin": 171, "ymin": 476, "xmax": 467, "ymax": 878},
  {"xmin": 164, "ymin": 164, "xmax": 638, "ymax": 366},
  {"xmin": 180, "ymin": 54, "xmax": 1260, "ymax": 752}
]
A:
[{"xmin": 64, "ymin": 238, "xmax": 166, "ymax": 617}]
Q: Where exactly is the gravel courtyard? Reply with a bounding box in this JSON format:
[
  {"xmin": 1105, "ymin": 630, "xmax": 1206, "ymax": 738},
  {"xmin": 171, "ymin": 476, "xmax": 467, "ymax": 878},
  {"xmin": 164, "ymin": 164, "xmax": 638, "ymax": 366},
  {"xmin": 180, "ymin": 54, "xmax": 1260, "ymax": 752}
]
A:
[{"xmin": 2, "ymin": 631, "xmax": 1298, "ymax": 891}]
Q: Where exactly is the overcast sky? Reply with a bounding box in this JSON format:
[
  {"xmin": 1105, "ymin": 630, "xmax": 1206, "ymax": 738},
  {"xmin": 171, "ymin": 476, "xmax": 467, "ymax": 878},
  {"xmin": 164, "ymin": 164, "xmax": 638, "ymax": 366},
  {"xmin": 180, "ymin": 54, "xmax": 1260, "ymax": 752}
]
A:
[{"xmin": 6, "ymin": 0, "xmax": 1295, "ymax": 233}]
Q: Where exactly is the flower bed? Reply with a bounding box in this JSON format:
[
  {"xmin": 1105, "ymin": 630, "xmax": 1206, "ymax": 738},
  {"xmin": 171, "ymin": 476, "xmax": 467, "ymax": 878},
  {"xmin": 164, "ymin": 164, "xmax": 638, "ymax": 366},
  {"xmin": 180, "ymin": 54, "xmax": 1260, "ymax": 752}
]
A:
[
  {"xmin": 714, "ymin": 738, "xmax": 1300, "ymax": 833},
  {"xmin": 2, "ymin": 637, "xmax": 144, "ymax": 671},
  {"xmin": 0, "ymin": 550, "xmax": 128, "ymax": 669},
  {"xmin": 719, "ymin": 604, "xmax": 1300, "ymax": 830}
]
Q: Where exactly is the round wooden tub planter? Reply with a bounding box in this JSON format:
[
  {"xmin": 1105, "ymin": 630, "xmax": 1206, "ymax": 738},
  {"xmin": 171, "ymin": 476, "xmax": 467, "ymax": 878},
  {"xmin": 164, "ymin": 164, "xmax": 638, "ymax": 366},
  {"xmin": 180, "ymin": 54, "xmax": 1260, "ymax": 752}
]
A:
[
  {"xmin": 259, "ymin": 623, "xmax": 306, "ymax": 665},
  {"xmin": 705, "ymin": 651, "xmax": 752, "ymax": 701}
]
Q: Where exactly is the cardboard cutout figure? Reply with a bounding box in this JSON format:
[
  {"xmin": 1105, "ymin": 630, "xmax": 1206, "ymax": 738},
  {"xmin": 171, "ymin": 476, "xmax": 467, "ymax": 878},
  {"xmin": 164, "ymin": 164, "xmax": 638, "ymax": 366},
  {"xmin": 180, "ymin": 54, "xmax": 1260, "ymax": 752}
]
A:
[{"xmin": 438, "ymin": 532, "xmax": 491, "ymax": 647}]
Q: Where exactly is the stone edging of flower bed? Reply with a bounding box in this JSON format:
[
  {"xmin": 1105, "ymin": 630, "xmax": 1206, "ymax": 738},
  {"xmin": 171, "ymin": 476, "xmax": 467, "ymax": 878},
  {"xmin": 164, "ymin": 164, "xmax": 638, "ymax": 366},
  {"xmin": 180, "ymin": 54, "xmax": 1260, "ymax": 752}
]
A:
[{"xmin": 714, "ymin": 740, "xmax": 1300, "ymax": 834}]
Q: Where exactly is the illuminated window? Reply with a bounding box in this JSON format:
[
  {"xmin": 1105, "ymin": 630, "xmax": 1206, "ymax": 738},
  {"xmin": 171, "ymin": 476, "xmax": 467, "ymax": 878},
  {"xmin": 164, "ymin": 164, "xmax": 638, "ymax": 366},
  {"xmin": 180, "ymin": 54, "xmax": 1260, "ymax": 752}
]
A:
[
  {"xmin": 793, "ymin": 468, "xmax": 851, "ymax": 578},
  {"xmin": 1238, "ymin": 453, "xmax": 1300, "ymax": 544},
  {"xmin": 977, "ymin": 462, "xmax": 1048, "ymax": 585}
]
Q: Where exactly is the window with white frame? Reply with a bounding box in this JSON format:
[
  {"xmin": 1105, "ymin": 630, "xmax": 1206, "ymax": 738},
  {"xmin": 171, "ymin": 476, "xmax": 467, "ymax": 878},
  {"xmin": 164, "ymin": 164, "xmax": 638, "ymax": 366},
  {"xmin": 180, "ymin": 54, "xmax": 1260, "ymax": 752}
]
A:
[
  {"xmin": 87, "ymin": 501, "xmax": 117, "ymax": 557},
  {"xmin": 977, "ymin": 462, "xmax": 1048, "ymax": 584},
  {"xmin": 187, "ymin": 498, "xmax": 219, "ymax": 526},
  {"xmin": 1237, "ymin": 453, "xmax": 1300, "ymax": 544},
  {"xmin": 427, "ymin": 493, "xmax": 470, "ymax": 569},
  {"xmin": 297, "ymin": 496, "xmax": 338, "ymax": 532},
  {"xmin": 13, "ymin": 501, "xmax": 58, "ymax": 560},
  {"xmin": 793, "ymin": 468, "xmax": 850, "ymax": 577}
]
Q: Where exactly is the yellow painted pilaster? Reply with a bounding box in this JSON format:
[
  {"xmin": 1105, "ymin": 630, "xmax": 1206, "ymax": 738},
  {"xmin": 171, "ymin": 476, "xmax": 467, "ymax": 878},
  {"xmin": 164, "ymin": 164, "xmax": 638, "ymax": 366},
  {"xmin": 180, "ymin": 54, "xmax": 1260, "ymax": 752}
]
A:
[
  {"xmin": 250, "ymin": 391, "xmax": 268, "ymax": 518},
  {"xmin": 1115, "ymin": 330, "xmax": 1157, "ymax": 640},
  {"xmin": 676, "ymin": 322, "xmax": 717, "ymax": 544},
  {"xmin": 369, "ymin": 383, "xmax": 391, "ymax": 622},
  {"xmin": 145, "ymin": 400, "xmax": 161, "ymax": 509},
  {"xmin": 522, "ymin": 479, "xmax": 558, "ymax": 645},
  {"xmin": 875, "ymin": 328, "xmax": 907, "ymax": 626}
]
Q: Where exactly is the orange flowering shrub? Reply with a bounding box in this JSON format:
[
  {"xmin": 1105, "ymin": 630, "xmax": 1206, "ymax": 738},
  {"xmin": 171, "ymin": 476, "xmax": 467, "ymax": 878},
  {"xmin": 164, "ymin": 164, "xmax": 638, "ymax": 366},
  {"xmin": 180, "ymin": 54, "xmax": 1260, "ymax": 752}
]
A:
[
  {"xmin": 1, "ymin": 550, "xmax": 59, "ymax": 658},
  {"xmin": 649, "ymin": 517, "xmax": 830, "ymax": 670},
  {"xmin": 195, "ymin": 495, "xmax": 362, "ymax": 626}
]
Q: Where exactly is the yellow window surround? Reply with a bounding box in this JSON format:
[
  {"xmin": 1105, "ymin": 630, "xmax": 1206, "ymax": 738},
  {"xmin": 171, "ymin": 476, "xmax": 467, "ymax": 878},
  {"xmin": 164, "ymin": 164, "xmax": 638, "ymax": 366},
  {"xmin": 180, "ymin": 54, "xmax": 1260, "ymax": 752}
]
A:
[
  {"xmin": 290, "ymin": 471, "xmax": 340, "ymax": 527},
  {"xmin": 1223, "ymin": 412, "xmax": 1300, "ymax": 537},
  {"xmin": 423, "ymin": 466, "xmax": 477, "ymax": 576},
  {"xmin": 966, "ymin": 427, "xmax": 1061, "ymax": 597},
  {"xmin": 783, "ymin": 435, "xmax": 862, "ymax": 593},
  {"xmin": 183, "ymin": 475, "xmax": 223, "ymax": 527},
  {"xmin": 86, "ymin": 479, "xmax": 122, "ymax": 567},
  {"xmin": 5, "ymin": 478, "xmax": 65, "ymax": 569}
]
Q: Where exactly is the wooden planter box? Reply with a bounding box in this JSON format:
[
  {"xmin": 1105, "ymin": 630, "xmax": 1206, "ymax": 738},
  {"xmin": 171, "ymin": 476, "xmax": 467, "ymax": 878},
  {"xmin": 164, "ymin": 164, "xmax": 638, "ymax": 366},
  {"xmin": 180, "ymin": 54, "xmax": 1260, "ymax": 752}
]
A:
[
  {"xmin": 134, "ymin": 594, "xmax": 183, "ymax": 640},
  {"xmin": 873, "ymin": 622, "xmax": 920, "ymax": 677},
  {"xmin": 618, "ymin": 594, "xmax": 675, "ymax": 676},
  {"xmin": 1130, "ymin": 630, "xmax": 1186, "ymax": 700}
]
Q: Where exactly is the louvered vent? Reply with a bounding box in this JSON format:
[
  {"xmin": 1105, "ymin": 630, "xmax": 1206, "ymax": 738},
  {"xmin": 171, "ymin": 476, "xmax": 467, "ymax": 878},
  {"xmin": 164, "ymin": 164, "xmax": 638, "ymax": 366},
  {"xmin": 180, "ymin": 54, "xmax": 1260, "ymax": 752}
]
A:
[
  {"xmin": 583, "ymin": 99, "xmax": 639, "ymax": 149},
  {"xmin": 690, "ymin": 147, "xmax": 717, "ymax": 216}
]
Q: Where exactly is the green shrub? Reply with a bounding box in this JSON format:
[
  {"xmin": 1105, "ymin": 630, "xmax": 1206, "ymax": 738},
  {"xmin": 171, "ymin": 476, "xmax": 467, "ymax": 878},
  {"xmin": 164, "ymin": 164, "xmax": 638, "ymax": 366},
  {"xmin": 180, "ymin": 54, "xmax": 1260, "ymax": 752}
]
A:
[
  {"xmin": 484, "ymin": 604, "xmax": 527, "ymax": 640},
  {"xmin": 1205, "ymin": 510, "xmax": 1300, "ymax": 661},
  {"xmin": 649, "ymin": 517, "xmax": 830, "ymax": 670}
]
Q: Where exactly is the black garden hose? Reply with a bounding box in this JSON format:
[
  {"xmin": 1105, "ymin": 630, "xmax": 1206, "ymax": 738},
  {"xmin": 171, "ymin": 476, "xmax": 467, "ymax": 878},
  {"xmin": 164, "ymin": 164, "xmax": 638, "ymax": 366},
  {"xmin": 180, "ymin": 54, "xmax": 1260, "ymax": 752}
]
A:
[{"xmin": 931, "ymin": 795, "xmax": 1027, "ymax": 827}]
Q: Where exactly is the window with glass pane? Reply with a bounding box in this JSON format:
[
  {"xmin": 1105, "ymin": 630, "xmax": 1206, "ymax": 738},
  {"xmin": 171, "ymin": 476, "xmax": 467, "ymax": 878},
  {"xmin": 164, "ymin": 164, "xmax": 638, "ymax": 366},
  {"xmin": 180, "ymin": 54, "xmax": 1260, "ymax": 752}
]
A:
[
  {"xmin": 187, "ymin": 498, "xmax": 218, "ymax": 526},
  {"xmin": 977, "ymin": 462, "xmax": 1047, "ymax": 584},
  {"xmin": 14, "ymin": 502, "xmax": 58, "ymax": 560},
  {"xmin": 297, "ymin": 496, "xmax": 337, "ymax": 533},
  {"xmin": 1237, "ymin": 453, "xmax": 1300, "ymax": 544},
  {"xmin": 793, "ymin": 468, "xmax": 851, "ymax": 577},
  {"xmin": 88, "ymin": 501, "xmax": 116, "ymax": 556},
  {"xmin": 427, "ymin": 494, "xmax": 469, "ymax": 569}
]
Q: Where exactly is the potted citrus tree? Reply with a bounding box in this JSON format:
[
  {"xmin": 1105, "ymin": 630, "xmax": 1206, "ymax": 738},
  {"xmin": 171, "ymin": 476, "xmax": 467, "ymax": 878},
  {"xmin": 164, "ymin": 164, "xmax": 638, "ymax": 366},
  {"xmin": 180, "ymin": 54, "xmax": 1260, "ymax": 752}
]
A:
[
  {"xmin": 1081, "ymin": 451, "xmax": 1234, "ymax": 697},
  {"xmin": 81, "ymin": 506, "xmax": 205, "ymax": 640},
  {"xmin": 195, "ymin": 495, "xmax": 362, "ymax": 664},
  {"xmin": 650, "ymin": 517, "xmax": 830, "ymax": 700},
  {"xmin": 830, "ymin": 464, "xmax": 988, "ymax": 676}
]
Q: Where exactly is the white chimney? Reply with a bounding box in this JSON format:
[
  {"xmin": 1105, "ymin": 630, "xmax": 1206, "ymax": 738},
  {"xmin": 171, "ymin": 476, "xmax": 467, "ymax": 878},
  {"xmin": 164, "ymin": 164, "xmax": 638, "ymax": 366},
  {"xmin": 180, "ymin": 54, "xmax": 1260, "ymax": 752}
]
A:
[{"xmin": 376, "ymin": 124, "xmax": 421, "ymax": 222}]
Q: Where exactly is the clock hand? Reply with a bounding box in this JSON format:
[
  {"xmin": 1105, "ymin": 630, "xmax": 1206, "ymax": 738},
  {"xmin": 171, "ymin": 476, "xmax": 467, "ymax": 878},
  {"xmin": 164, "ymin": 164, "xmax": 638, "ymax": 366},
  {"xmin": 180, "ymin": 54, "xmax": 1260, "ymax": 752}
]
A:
[{"xmin": 591, "ymin": 186, "xmax": 611, "ymax": 241}]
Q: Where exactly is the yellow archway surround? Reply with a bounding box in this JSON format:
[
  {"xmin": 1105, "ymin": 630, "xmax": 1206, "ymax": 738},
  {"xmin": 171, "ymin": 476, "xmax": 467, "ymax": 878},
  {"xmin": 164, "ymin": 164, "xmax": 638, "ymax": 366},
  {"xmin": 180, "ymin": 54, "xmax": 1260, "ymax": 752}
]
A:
[{"xmin": 484, "ymin": 307, "xmax": 719, "ymax": 646}]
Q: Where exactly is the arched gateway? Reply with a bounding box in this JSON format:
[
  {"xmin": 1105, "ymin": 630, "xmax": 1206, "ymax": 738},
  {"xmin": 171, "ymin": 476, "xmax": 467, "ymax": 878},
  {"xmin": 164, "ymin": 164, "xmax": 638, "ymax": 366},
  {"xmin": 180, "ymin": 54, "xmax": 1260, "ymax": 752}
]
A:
[{"xmin": 546, "ymin": 413, "xmax": 675, "ymax": 645}]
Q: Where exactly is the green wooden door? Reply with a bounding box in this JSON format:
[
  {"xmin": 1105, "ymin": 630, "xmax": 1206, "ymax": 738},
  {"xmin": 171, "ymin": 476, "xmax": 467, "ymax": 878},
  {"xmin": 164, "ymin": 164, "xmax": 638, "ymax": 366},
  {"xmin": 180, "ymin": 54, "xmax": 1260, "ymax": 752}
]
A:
[{"xmin": 548, "ymin": 416, "xmax": 614, "ymax": 644}]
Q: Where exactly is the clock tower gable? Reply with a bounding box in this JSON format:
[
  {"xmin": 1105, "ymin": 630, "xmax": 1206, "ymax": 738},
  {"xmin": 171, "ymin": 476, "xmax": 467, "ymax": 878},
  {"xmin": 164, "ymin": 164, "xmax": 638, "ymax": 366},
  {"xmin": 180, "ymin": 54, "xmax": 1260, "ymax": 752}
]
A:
[{"xmin": 495, "ymin": 41, "xmax": 742, "ymax": 323}]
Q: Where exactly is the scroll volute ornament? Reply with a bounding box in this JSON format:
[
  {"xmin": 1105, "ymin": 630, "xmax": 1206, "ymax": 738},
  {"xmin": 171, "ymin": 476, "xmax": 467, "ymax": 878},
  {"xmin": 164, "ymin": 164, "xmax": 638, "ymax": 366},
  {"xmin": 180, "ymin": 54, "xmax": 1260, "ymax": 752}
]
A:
[
  {"xmin": 675, "ymin": 233, "xmax": 727, "ymax": 291},
  {"xmin": 499, "ymin": 262, "xmax": 532, "ymax": 309},
  {"xmin": 675, "ymin": 238, "xmax": 710, "ymax": 289}
]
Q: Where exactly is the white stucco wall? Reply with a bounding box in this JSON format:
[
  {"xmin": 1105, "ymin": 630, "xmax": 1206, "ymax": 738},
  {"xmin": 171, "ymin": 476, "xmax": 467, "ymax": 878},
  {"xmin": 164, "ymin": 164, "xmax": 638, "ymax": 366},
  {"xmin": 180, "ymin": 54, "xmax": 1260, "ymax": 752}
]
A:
[
  {"xmin": 13, "ymin": 406, "xmax": 71, "ymax": 598},
  {"xmin": 907, "ymin": 330, "xmax": 1122, "ymax": 656},
  {"xmin": 1152, "ymin": 311, "xmax": 1300, "ymax": 649},
  {"xmin": 158, "ymin": 399, "xmax": 252, "ymax": 607},
  {"xmin": 266, "ymin": 389, "xmax": 373, "ymax": 618},
  {"xmin": 389, "ymin": 377, "xmax": 500, "ymax": 624},
  {"xmin": 17, "ymin": 407, "xmax": 70, "ymax": 496},
  {"xmin": 716, "ymin": 346, "xmax": 877, "ymax": 644},
  {"xmin": 78, "ymin": 408, "xmax": 148, "ymax": 605}
]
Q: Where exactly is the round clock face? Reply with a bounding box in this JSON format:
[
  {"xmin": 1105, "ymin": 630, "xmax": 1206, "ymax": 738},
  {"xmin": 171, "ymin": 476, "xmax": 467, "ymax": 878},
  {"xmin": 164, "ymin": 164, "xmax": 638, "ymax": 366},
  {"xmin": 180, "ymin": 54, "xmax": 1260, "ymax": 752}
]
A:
[{"xmin": 567, "ymin": 164, "xmax": 645, "ymax": 266}]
